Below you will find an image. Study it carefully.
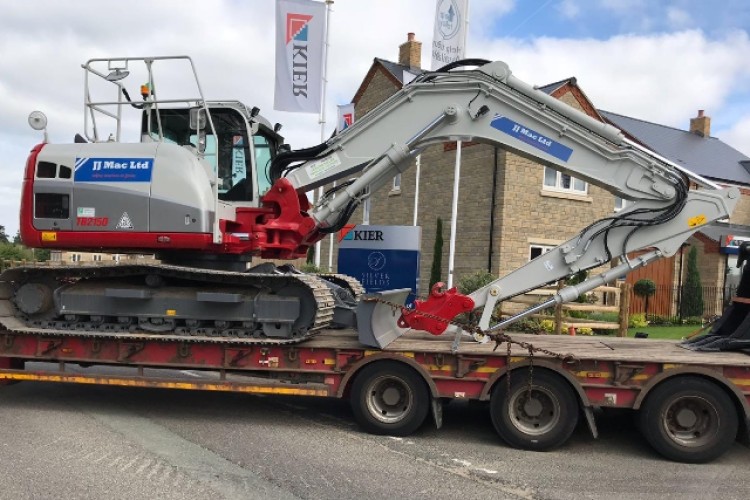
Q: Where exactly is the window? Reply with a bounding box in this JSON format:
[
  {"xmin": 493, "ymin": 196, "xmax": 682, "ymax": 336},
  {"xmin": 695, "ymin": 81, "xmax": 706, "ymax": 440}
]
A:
[
  {"xmin": 93, "ymin": 254, "xmax": 102, "ymax": 261},
  {"xmin": 529, "ymin": 244, "xmax": 554, "ymax": 261},
  {"xmin": 392, "ymin": 173, "xmax": 402, "ymax": 192},
  {"xmin": 71, "ymin": 254, "xmax": 81, "ymax": 262},
  {"xmin": 614, "ymin": 197, "xmax": 632, "ymax": 211},
  {"xmin": 36, "ymin": 161, "xmax": 57, "ymax": 178},
  {"xmin": 35, "ymin": 193, "xmax": 69, "ymax": 219},
  {"xmin": 254, "ymin": 134, "xmax": 273, "ymax": 197},
  {"xmin": 543, "ymin": 167, "xmax": 586, "ymax": 193}
]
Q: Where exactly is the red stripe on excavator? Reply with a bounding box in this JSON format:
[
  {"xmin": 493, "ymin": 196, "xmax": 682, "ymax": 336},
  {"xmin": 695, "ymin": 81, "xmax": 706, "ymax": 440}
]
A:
[{"xmin": 19, "ymin": 143, "xmax": 45, "ymax": 247}]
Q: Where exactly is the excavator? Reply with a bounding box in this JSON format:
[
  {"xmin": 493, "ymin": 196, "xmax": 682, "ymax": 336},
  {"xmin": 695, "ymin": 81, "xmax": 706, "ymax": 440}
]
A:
[{"xmin": 4, "ymin": 55, "xmax": 743, "ymax": 352}]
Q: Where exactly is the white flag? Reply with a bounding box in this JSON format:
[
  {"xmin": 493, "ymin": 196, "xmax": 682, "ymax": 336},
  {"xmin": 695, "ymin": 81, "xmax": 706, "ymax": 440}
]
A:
[
  {"xmin": 274, "ymin": 0, "xmax": 326, "ymax": 113},
  {"xmin": 336, "ymin": 103, "xmax": 355, "ymax": 133},
  {"xmin": 431, "ymin": 0, "xmax": 469, "ymax": 70}
]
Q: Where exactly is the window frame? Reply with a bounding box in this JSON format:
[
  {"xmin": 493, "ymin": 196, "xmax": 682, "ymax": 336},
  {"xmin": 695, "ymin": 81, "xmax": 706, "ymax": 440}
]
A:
[
  {"xmin": 529, "ymin": 244, "xmax": 555, "ymax": 261},
  {"xmin": 543, "ymin": 167, "xmax": 587, "ymax": 194}
]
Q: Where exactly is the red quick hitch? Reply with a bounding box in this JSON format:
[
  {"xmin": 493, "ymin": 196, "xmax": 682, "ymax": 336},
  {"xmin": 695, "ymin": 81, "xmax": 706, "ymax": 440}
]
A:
[{"xmin": 398, "ymin": 282, "xmax": 475, "ymax": 335}]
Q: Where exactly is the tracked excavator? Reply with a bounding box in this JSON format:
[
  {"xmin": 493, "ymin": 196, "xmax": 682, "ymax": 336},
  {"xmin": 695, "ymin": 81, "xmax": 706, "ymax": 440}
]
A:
[{"xmin": 5, "ymin": 55, "xmax": 743, "ymax": 352}]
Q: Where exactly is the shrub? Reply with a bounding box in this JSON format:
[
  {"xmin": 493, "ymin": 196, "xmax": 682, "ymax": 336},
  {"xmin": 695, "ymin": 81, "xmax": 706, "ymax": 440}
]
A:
[
  {"xmin": 629, "ymin": 313, "xmax": 648, "ymax": 328},
  {"xmin": 508, "ymin": 318, "xmax": 543, "ymax": 333},
  {"xmin": 576, "ymin": 327, "xmax": 594, "ymax": 336},
  {"xmin": 457, "ymin": 270, "xmax": 495, "ymax": 294},
  {"xmin": 681, "ymin": 246, "xmax": 704, "ymax": 317},
  {"xmin": 633, "ymin": 278, "xmax": 656, "ymax": 317},
  {"xmin": 300, "ymin": 263, "xmax": 322, "ymax": 273},
  {"xmin": 539, "ymin": 319, "xmax": 556, "ymax": 333},
  {"xmin": 682, "ymin": 316, "xmax": 703, "ymax": 325}
]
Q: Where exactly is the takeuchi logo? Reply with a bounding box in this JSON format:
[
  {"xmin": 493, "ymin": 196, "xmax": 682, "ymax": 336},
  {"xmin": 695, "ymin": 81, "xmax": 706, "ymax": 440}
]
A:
[
  {"xmin": 286, "ymin": 12, "xmax": 312, "ymax": 99},
  {"xmin": 436, "ymin": 0, "xmax": 461, "ymax": 40}
]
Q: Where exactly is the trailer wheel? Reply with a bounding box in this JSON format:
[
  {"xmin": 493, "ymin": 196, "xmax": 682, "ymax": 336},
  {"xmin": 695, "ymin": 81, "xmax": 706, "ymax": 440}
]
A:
[
  {"xmin": 638, "ymin": 376, "xmax": 738, "ymax": 463},
  {"xmin": 350, "ymin": 361, "xmax": 429, "ymax": 436},
  {"xmin": 490, "ymin": 370, "xmax": 579, "ymax": 451}
]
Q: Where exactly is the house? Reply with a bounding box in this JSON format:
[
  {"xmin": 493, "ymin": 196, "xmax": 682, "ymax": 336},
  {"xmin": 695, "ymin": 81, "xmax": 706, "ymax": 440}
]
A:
[{"xmin": 318, "ymin": 33, "xmax": 750, "ymax": 319}]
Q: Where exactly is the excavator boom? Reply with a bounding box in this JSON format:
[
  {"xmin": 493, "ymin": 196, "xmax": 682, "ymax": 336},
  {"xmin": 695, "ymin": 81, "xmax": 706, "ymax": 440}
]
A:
[{"xmin": 269, "ymin": 60, "xmax": 738, "ymax": 347}]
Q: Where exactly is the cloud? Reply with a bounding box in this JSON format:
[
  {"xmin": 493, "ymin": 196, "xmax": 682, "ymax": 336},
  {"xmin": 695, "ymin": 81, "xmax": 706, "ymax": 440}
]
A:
[
  {"xmin": 471, "ymin": 30, "xmax": 750, "ymax": 138},
  {"xmin": 557, "ymin": 0, "xmax": 581, "ymax": 19},
  {"xmin": 718, "ymin": 117, "xmax": 750, "ymax": 157},
  {"xmin": 666, "ymin": 7, "xmax": 693, "ymax": 29}
]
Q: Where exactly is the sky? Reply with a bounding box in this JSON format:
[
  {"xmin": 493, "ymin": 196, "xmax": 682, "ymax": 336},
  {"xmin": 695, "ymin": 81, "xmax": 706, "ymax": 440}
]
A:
[{"xmin": 1, "ymin": 0, "xmax": 749, "ymax": 238}]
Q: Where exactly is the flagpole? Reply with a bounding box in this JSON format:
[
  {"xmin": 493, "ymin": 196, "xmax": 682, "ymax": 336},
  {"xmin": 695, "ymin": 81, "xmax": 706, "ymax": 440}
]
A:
[
  {"xmin": 446, "ymin": 1, "xmax": 469, "ymax": 289},
  {"xmin": 315, "ymin": 0, "xmax": 333, "ymax": 269}
]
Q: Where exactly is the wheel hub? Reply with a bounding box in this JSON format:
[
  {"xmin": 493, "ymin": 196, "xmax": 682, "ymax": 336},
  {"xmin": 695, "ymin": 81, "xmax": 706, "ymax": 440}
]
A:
[
  {"xmin": 523, "ymin": 397, "xmax": 544, "ymax": 418},
  {"xmin": 382, "ymin": 386, "xmax": 401, "ymax": 406},
  {"xmin": 509, "ymin": 387, "xmax": 561, "ymax": 436},
  {"xmin": 675, "ymin": 408, "xmax": 698, "ymax": 428},
  {"xmin": 664, "ymin": 396, "xmax": 718, "ymax": 447},
  {"xmin": 366, "ymin": 375, "xmax": 414, "ymax": 424}
]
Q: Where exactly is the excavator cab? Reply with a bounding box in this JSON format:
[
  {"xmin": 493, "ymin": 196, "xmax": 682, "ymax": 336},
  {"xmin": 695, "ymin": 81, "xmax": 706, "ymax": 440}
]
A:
[
  {"xmin": 140, "ymin": 104, "xmax": 279, "ymax": 204},
  {"xmin": 21, "ymin": 56, "xmax": 296, "ymax": 260}
]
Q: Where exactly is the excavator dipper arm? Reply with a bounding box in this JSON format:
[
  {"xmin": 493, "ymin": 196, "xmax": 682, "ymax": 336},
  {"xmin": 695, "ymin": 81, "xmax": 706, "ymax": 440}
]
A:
[{"xmin": 269, "ymin": 60, "xmax": 739, "ymax": 344}]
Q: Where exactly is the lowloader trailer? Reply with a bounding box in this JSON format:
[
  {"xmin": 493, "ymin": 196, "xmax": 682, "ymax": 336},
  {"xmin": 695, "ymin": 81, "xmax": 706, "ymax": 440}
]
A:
[{"xmin": 1, "ymin": 326, "xmax": 748, "ymax": 463}]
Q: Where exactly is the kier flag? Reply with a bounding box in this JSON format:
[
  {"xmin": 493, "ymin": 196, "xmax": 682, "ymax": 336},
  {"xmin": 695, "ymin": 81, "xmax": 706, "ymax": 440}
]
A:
[
  {"xmin": 274, "ymin": 0, "xmax": 326, "ymax": 113},
  {"xmin": 431, "ymin": 0, "xmax": 469, "ymax": 70},
  {"xmin": 336, "ymin": 103, "xmax": 355, "ymax": 133}
]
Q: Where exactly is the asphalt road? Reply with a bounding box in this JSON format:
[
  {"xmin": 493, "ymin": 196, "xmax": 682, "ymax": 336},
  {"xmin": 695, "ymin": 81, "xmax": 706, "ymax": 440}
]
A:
[{"xmin": 1, "ymin": 367, "xmax": 749, "ymax": 500}]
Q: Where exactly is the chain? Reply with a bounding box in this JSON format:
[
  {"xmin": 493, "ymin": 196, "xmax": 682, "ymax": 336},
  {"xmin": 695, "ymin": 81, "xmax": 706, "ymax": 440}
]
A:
[
  {"xmin": 363, "ymin": 296, "xmax": 578, "ymax": 363},
  {"xmin": 363, "ymin": 296, "xmax": 580, "ymax": 400}
]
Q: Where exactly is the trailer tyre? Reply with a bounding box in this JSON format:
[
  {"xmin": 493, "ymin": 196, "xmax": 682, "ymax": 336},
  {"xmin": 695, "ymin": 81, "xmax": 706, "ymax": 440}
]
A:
[
  {"xmin": 350, "ymin": 361, "xmax": 429, "ymax": 436},
  {"xmin": 490, "ymin": 370, "xmax": 579, "ymax": 451},
  {"xmin": 638, "ymin": 376, "xmax": 738, "ymax": 463}
]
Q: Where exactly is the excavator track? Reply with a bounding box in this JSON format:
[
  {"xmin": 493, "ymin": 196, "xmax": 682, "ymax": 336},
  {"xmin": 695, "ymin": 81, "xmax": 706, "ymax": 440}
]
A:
[
  {"xmin": 0, "ymin": 263, "xmax": 336, "ymax": 346},
  {"xmin": 315, "ymin": 273, "xmax": 366, "ymax": 299}
]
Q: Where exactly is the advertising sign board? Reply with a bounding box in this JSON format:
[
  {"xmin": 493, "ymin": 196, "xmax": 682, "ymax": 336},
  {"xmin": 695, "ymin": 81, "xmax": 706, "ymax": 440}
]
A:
[{"xmin": 338, "ymin": 225, "xmax": 421, "ymax": 304}]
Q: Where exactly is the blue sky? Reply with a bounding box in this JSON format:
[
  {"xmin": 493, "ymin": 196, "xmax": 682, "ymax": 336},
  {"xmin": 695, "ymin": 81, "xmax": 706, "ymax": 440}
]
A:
[
  {"xmin": 0, "ymin": 0, "xmax": 748, "ymax": 237},
  {"xmin": 497, "ymin": 1, "xmax": 750, "ymax": 40}
]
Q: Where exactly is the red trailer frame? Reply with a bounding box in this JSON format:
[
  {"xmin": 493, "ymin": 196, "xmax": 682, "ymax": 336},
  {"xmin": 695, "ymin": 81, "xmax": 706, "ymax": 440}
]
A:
[{"xmin": 1, "ymin": 329, "xmax": 749, "ymax": 463}]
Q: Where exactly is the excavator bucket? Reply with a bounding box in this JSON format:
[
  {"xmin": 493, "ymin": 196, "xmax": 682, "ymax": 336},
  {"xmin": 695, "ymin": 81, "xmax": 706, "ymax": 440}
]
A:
[
  {"xmin": 681, "ymin": 242, "xmax": 750, "ymax": 353},
  {"xmin": 356, "ymin": 288, "xmax": 412, "ymax": 349}
]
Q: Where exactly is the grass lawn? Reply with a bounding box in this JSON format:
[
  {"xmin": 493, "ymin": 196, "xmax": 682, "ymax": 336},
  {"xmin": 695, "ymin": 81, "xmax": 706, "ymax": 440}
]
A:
[{"xmin": 624, "ymin": 324, "xmax": 709, "ymax": 340}]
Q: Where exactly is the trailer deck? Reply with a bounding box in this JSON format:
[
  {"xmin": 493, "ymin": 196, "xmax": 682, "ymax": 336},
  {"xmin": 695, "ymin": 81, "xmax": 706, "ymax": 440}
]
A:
[{"xmin": 1, "ymin": 328, "xmax": 748, "ymax": 463}]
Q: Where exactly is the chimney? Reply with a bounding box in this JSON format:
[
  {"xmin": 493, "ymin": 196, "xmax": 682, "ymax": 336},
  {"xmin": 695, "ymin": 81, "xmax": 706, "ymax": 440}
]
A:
[
  {"xmin": 690, "ymin": 109, "xmax": 711, "ymax": 137},
  {"xmin": 398, "ymin": 32, "xmax": 422, "ymax": 69}
]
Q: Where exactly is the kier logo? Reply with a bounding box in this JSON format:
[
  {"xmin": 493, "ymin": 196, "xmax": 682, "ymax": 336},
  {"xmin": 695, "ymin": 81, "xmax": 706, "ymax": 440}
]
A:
[
  {"xmin": 286, "ymin": 12, "xmax": 312, "ymax": 98},
  {"xmin": 342, "ymin": 113, "xmax": 353, "ymax": 129},
  {"xmin": 286, "ymin": 13, "xmax": 312, "ymax": 44}
]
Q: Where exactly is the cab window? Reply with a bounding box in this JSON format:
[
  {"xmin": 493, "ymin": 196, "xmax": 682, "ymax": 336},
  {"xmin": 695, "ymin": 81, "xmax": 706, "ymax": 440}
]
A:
[
  {"xmin": 254, "ymin": 134, "xmax": 273, "ymax": 197},
  {"xmin": 144, "ymin": 108, "xmax": 254, "ymax": 201}
]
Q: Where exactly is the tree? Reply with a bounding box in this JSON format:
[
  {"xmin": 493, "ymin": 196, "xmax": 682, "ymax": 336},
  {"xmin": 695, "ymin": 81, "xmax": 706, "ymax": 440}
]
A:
[
  {"xmin": 681, "ymin": 246, "xmax": 704, "ymax": 318},
  {"xmin": 429, "ymin": 217, "xmax": 444, "ymax": 290},
  {"xmin": 0, "ymin": 243, "xmax": 32, "ymax": 261},
  {"xmin": 0, "ymin": 225, "xmax": 8, "ymax": 244},
  {"xmin": 634, "ymin": 278, "xmax": 656, "ymax": 318},
  {"xmin": 306, "ymin": 245, "xmax": 315, "ymax": 265}
]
